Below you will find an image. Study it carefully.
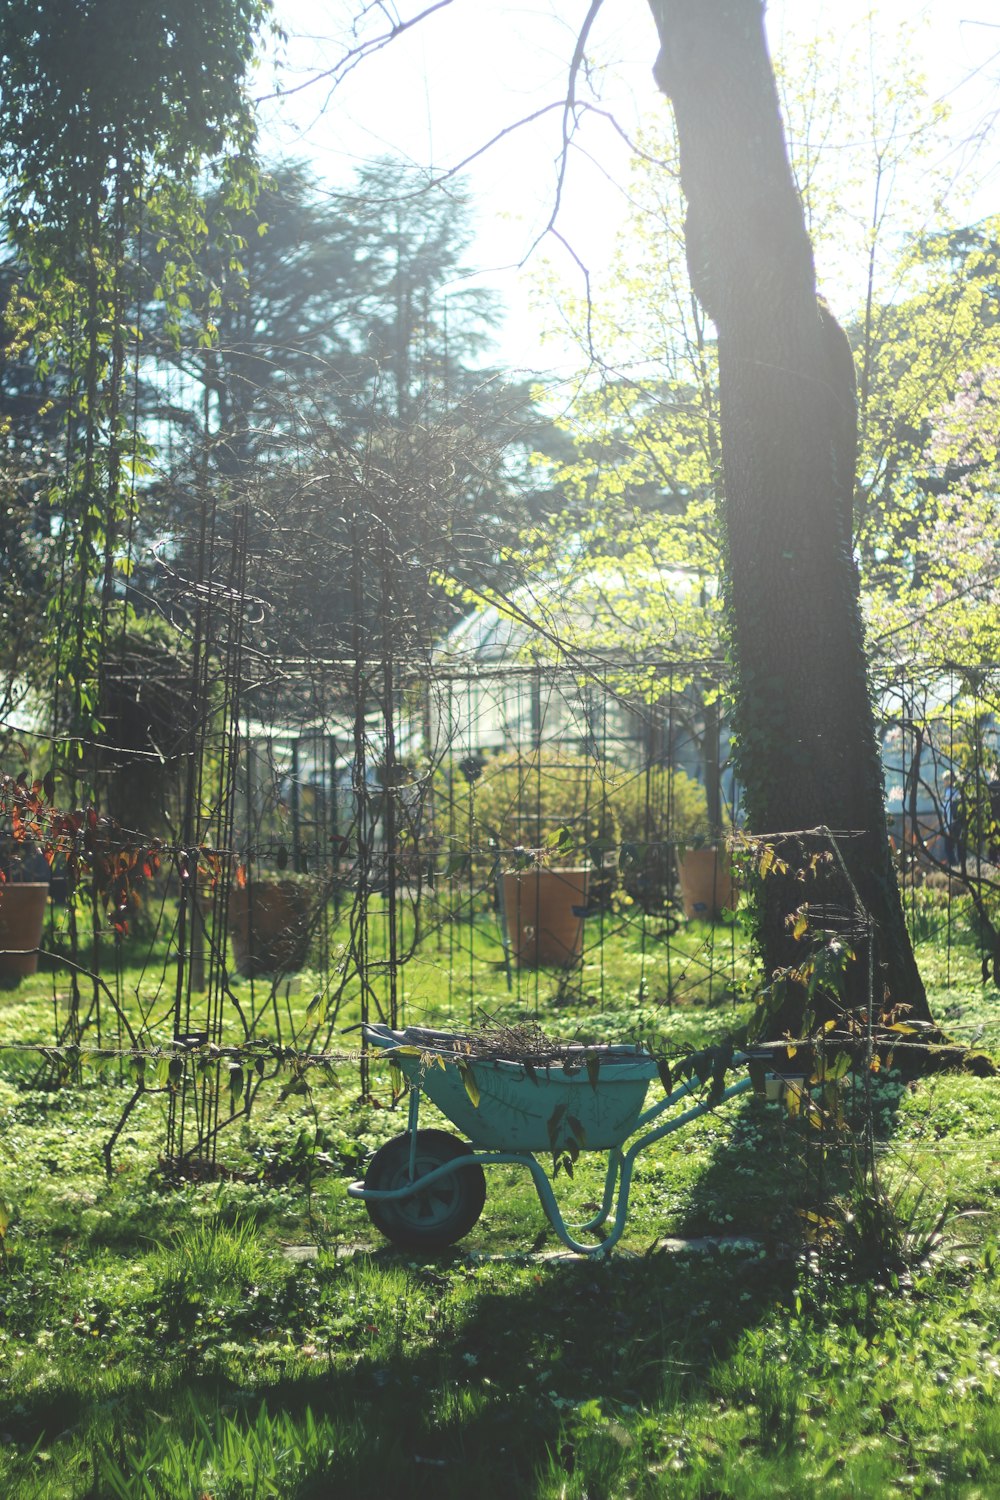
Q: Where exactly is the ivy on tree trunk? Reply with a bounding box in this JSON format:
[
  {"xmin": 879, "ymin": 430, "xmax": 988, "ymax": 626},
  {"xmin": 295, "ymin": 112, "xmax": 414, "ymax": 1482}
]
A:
[{"xmin": 647, "ymin": 0, "xmax": 930, "ymax": 1034}]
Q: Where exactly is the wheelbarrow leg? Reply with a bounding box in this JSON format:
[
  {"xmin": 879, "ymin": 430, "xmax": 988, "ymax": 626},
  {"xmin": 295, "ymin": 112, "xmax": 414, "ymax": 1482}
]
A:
[
  {"xmin": 574, "ymin": 1149, "xmax": 622, "ymax": 1233},
  {"xmin": 518, "ymin": 1154, "xmax": 633, "ymax": 1257},
  {"xmin": 516, "ymin": 1077, "xmax": 756, "ymax": 1257}
]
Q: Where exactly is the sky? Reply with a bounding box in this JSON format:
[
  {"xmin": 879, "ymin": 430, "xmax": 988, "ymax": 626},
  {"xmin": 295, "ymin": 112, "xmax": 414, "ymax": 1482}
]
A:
[{"xmin": 256, "ymin": 0, "xmax": 1000, "ymax": 373}]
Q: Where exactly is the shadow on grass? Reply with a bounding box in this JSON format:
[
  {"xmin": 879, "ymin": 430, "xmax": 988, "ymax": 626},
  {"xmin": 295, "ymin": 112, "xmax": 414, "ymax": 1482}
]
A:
[
  {"xmin": 680, "ymin": 1062, "xmax": 917, "ymax": 1224},
  {"xmin": 4, "ymin": 1234, "xmax": 798, "ymax": 1498},
  {"xmin": 3, "ymin": 1079, "xmax": 927, "ymax": 1498}
]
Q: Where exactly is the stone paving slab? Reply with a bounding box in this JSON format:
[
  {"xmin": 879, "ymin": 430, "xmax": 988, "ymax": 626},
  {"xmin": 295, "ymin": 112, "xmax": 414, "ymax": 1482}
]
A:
[{"xmin": 281, "ymin": 1234, "xmax": 770, "ymax": 1264}]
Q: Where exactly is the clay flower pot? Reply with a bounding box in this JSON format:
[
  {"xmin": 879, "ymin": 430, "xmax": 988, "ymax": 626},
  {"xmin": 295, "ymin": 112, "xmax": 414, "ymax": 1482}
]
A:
[
  {"xmin": 0, "ymin": 882, "xmax": 49, "ymax": 986},
  {"xmin": 501, "ymin": 867, "xmax": 590, "ymax": 968},
  {"xmin": 229, "ymin": 879, "xmax": 314, "ymax": 978},
  {"xmin": 677, "ymin": 846, "xmax": 736, "ymax": 922}
]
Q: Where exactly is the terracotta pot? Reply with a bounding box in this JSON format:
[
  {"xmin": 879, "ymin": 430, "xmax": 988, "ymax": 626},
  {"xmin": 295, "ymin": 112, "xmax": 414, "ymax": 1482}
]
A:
[
  {"xmin": 0, "ymin": 882, "xmax": 49, "ymax": 986},
  {"xmin": 501, "ymin": 867, "xmax": 590, "ymax": 968},
  {"xmin": 229, "ymin": 880, "xmax": 314, "ymax": 978},
  {"xmin": 677, "ymin": 847, "xmax": 736, "ymax": 921}
]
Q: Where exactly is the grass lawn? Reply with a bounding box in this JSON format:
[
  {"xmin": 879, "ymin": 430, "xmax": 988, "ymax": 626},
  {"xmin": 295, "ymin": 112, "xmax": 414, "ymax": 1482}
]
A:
[{"xmin": 0, "ymin": 914, "xmax": 998, "ymax": 1498}]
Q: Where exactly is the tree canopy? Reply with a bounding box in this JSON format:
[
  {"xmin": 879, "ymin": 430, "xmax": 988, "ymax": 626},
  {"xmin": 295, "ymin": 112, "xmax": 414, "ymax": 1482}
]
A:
[
  {"xmin": 526, "ymin": 22, "xmax": 1000, "ymax": 678},
  {"xmin": 0, "ymin": 0, "xmax": 269, "ymax": 243}
]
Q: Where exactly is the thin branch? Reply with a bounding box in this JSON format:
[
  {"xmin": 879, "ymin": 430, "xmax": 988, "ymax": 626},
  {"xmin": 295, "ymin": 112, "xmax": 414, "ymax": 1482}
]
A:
[
  {"xmin": 260, "ymin": 0, "xmax": 457, "ymax": 102},
  {"xmin": 549, "ymin": 227, "xmax": 596, "ymax": 362},
  {"xmin": 523, "ymin": 0, "xmax": 609, "ymax": 263}
]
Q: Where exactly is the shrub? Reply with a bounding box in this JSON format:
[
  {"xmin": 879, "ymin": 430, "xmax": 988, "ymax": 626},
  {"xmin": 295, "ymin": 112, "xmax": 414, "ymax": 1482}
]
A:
[{"xmin": 434, "ymin": 750, "xmax": 708, "ymax": 866}]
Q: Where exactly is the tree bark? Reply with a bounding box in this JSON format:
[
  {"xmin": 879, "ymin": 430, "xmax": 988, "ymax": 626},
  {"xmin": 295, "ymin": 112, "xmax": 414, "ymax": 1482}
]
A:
[{"xmin": 647, "ymin": 0, "xmax": 931, "ymax": 1033}]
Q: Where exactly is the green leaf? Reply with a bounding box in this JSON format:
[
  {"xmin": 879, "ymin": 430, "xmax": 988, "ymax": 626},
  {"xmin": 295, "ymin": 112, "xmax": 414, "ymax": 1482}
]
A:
[
  {"xmin": 618, "ymin": 842, "xmax": 639, "ymax": 871},
  {"xmin": 827, "ymin": 1050, "xmax": 852, "ymax": 1081},
  {"xmin": 547, "ymin": 1103, "xmax": 567, "ymax": 1153},
  {"xmin": 551, "ymin": 826, "xmax": 576, "ymax": 857},
  {"xmin": 457, "ymin": 1059, "xmax": 480, "ymax": 1108},
  {"xmin": 587, "ymin": 837, "xmax": 616, "ymax": 869},
  {"xmin": 692, "ymin": 1050, "xmax": 711, "ymax": 1085},
  {"xmin": 278, "ymin": 1076, "xmax": 309, "ymax": 1102}
]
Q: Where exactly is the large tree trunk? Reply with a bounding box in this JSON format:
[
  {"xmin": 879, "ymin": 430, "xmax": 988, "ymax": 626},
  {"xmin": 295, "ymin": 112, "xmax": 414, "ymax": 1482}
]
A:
[{"xmin": 647, "ymin": 0, "xmax": 931, "ymax": 1034}]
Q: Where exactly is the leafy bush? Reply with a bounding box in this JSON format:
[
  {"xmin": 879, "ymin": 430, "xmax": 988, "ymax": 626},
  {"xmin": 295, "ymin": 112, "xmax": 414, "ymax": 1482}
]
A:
[
  {"xmin": 611, "ymin": 763, "xmax": 710, "ymax": 847},
  {"xmin": 468, "ymin": 747, "xmax": 618, "ymax": 855},
  {"xmin": 436, "ymin": 750, "xmax": 708, "ymax": 863}
]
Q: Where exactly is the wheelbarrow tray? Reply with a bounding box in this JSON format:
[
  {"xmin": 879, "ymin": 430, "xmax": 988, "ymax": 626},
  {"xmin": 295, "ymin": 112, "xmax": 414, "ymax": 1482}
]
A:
[{"xmin": 364, "ymin": 1024, "xmax": 659, "ymax": 1152}]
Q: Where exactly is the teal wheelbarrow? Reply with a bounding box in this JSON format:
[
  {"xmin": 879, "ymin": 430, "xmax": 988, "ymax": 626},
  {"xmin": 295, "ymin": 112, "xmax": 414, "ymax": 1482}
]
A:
[{"xmin": 348, "ymin": 1024, "xmax": 755, "ymax": 1257}]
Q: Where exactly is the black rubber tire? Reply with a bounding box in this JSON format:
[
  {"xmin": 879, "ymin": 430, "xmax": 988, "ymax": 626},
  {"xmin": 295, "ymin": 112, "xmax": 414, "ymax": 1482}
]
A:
[{"xmin": 364, "ymin": 1129, "xmax": 487, "ymax": 1251}]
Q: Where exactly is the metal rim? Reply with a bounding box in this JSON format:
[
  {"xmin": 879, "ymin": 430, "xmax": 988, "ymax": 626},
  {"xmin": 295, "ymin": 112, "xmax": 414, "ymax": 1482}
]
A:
[{"xmin": 364, "ymin": 1129, "xmax": 486, "ymax": 1250}]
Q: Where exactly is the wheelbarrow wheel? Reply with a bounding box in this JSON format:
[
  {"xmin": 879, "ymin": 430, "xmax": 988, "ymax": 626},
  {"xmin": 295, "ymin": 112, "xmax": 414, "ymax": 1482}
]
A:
[{"xmin": 364, "ymin": 1129, "xmax": 487, "ymax": 1251}]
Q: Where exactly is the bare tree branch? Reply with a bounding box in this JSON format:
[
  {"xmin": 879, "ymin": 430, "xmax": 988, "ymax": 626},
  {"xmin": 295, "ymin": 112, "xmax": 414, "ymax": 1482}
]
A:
[{"xmin": 262, "ymin": 0, "xmax": 457, "ymax": 102}]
